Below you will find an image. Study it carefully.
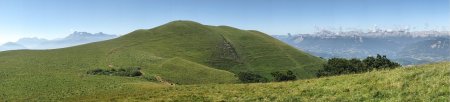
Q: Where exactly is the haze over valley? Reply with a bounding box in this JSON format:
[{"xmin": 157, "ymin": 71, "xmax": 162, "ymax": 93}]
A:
[{"xmin": 273, "ymin": 28, "xmax": 450, "ymax": 65}]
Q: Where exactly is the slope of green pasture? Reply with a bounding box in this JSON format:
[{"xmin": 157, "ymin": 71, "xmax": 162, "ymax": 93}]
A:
[
  {"xmin": 71, "ymin": 62, "xmax": 450, "ymax": 101},
  {"xmin": 0, "ymin": 20, "xmax": 324, "ymax": 100}
]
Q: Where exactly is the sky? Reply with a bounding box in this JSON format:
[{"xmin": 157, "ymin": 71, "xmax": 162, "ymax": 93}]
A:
[{"xmin": 0, "ymin": 0, "xmax": 449, "ymax": 44}]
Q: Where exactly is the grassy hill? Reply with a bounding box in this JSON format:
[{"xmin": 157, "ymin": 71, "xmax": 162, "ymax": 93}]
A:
[
  {"xmin": 70, "ymin": 62, "xmax": 450, "ymax": 101},
  {"xmin": 0, "ymin": 20, "xmax": 324, "ymax": 100}
]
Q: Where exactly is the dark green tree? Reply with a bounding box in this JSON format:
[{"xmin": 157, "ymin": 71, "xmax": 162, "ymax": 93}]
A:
[
  {"xmin": 271, "ymin": 70, "xmax": 296, "ymax": 82},
  {"xmin": 316, "ymin": 54, "xmax": 401, "ymax": 77},
  {"xmin": 87, "ymin": 67, "xmax": 143, "ymax": 77},
  {"xmin": 237, "ymin": 72, "xmax": 268, "ymax": 83},
  {"xmin": 363, "ymin": 56, "xmax": 376, "ymax": 69}
]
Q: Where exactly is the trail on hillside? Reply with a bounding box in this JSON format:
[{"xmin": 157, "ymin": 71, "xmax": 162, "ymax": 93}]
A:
[
  {"xmin": 154, "ymin": 75, "xmax": 175, "ymax": 86},
  {"xmin": 207, "ymin": 34, "xmax": 243, "ymax": 69}
]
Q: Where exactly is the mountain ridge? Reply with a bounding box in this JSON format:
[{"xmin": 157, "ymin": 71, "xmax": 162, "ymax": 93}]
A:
[{"xmin": 0, "ymin": 32, "xmax": 118, "ymax": 51}]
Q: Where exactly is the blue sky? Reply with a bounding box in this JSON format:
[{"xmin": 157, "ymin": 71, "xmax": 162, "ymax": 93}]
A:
[{"xmin": 0, "ymin": 0, "xmax": 449, "ymax": 44}]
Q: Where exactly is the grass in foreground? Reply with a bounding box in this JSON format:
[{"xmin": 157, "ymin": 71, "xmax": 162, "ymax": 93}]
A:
[{"xmin": 70, "ymin": 62, "xmax": 450, "ymax": 101}]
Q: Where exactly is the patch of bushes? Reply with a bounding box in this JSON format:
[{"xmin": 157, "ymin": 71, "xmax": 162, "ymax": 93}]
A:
[
  {"xmin": 237, "ymin": 70, "xmax": 297, "ymax": 83},
  {"xmin": 237, "ymin": 72, "xmax": 268, "ymax": 83},
  {"xmin": 87, "ymin": 67, "xmax": 143, "ymax": 77},
  {"xmin": 271, "ymin": 70, "xmax": 297, "ymax": 82},
  {"xmin": 316, "ymin": 54, "xmax": 401, "ymax": 77}
]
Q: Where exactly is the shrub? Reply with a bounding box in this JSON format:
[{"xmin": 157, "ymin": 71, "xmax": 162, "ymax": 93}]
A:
[
  {"xmin": 271, "ymin": 70, "xmax": 296, "ymax": 82},
  {"xmin": 237, "ymin": 72, "xmax": 268, "ymax": 83},
  {"xmin": 87, "ymin": 67, "xmax": 143, "ymax": 77},
  {"xmin": 86, "ymin": 68, "xmax": 105, "ymax": 75},
  {"xmin": 316, "ymin": 54, "xmax": 401, "ymax": 77},
  {"xmin": 130, "ymin": 70, "xmax": 143, "ymax": 77}
]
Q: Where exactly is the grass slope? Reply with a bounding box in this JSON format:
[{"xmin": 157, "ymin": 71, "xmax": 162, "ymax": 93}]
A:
[
  {"xmin": 156, "ymin": 57, "xmax": 238, "ymax": 84},
  {"xmin": 0, "ymin": 20, "xmax": 323, "ymax": 100},
  {"xmin": 71, "ymin": 62, "xmax": 450, "ymax": 101}
]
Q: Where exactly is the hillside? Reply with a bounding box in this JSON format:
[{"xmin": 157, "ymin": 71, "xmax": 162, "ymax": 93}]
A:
[
  {"xmin": 111, "ymin": 21, "xmax": 324, "ymax": 79},
  {"xmin": 71, "ymin": 62, "xmax": 450, "ymax": 101},
  {"xmin": 0, "ymin": 21, "xmax": 323, "ymax": 100}
]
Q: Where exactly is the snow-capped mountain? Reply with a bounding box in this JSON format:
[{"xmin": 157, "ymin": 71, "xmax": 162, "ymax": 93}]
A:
[
  {"xmin": 0, "ymin": 31, "xmax": 118, "ymax": 51},
  {"xmin": 65, "ymin": 31, "xmax": 116, "ymax": 40},
  {"xmin": 309, "ymin": 28, "xmax": 450, "ymax": 38},
  {"xmin": 273, "ymin": 31, "xmax": 450, "ymax": 65}
]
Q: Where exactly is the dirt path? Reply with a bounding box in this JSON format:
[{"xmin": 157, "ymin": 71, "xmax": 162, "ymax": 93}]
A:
[{"xmin": 154, "ymin": 75, "xmax": 175, "ymax": 86}]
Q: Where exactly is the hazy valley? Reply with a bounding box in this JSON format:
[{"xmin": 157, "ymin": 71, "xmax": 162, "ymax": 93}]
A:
[{"xmin": 273, "ymin": 32, "xmax": 450, "ymax": 65}]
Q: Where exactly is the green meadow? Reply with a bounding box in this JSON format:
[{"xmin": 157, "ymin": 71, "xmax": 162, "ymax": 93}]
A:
[
  {"xmin": 71, "ymin": 62, "xmax": 450, "ymax": 101},
  {"xmin": 0, "ymin": 21, "xmax": 448, "ymax": 101}
]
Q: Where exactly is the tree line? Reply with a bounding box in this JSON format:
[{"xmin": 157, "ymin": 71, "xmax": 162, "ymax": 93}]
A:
[
  {"xmin": 237, "ymin": 54, "xmax": 401, "ymax": 83},
  {"xmin": 87, "ymin": 67, "xmax": 143, "ymax": 77},
  {"xmin": 237, "ymin": 70, "xmax": 297, "ymax": 83},
  {"xmin": 316, "ymin": 54, "xmax": 401, "ymax": 77}
]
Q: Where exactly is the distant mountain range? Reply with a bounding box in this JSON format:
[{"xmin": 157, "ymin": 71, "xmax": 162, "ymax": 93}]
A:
[
  {"xmin": 0, "ymin": 42, "xmax": 27, "ymax": 51},
  {"xmin": 0, "ymin": 31, "xmax": 118, "ymax": 51},
  {"xmin": 273, "ymin": 33, "xmax": 450, "ymax": 65}
]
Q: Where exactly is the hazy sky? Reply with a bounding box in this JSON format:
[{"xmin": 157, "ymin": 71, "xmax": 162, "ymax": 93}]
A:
[{"xmin": 0, "ymin": 0, "xmax": 449, "ymax": 44}]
